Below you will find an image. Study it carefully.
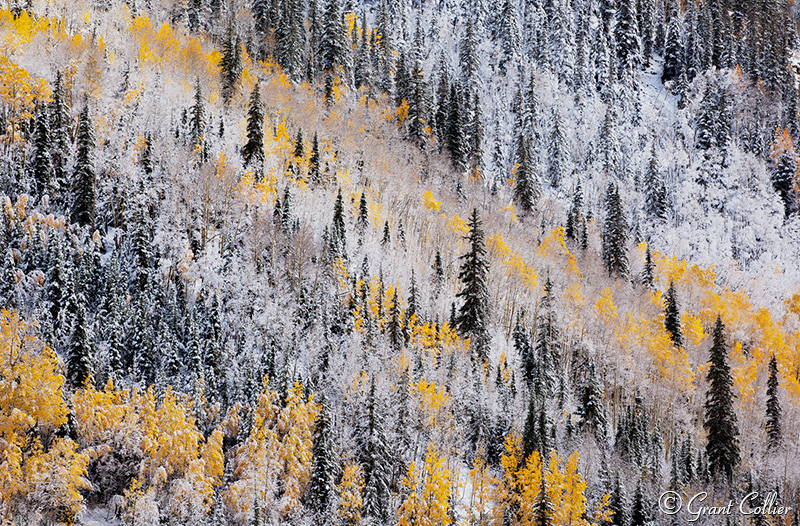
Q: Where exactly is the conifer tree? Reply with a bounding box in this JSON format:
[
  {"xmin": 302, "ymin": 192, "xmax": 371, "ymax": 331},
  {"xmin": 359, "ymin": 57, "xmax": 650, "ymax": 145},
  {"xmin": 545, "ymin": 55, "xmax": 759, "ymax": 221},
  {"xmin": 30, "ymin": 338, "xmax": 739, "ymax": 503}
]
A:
[
  {"xmin": 332, "ymin": 188, "xmax": 347, "ymax": 258},
  {"xmin": 276, "ymin": 0, "xmax": 305, "ymax": 82},
  {"xmin": 220, "ymin": 24, "xmax": 243, "ymax": 103},
  {"xmin": 513, "ymin": 133, "xmax": 540, "ymax": 216},
  {"xmin": 640, "ymin": 245, "xmax": 654, "ymax": 289},
  {"xmin": 455, "ymin": 208, "xmax": 491, "ymax": 362},
  {"xmin": 68, "ymin": 297, "xmax": 93, "ymax": 389},
  {"xmin": 644, "ymin": 143, "xmax": 667, "ymax": 221},
  {"xmin": 766, "ymin": 354, "xmax": 782, "ymax": 449},
  {"xmin": 703, "ymin": 315, "xmax": 740, "ymax": 482},
  {"xmin": 356, "ymin": 378, "xmax": 391, "ymax": 522},
  {"xmin": 190, "ymin": 79, "xmax": 207, "ymax": 160},
  {"xmin": 242, "ymin": 84, "xmax": 265, "ymax": 168},
  {"xmin": 580, "ymin": 362, "xmax": 607, "ymax": 443},
  {"xmin": 533, "ymin": 277, "xmax": 559, "ymax": 400},
  {"xmin": 532, "ymin": 472, "xmax": 554, "ymax": 526},
  {"xmin": 50, "ymin": 70, "xmax": 70, "ymax": 195},
  {"xmin": 71, "ymin": 101, "xmax": 96, "ymax": 228},
  {"xmin": 310, "ymin": 397, "xmax": 335, "ymax": 516},
  {"xmin": 513, "ymin": 312, "xmax": 534, "ymax": 384},
  {"xmin": 630, "ymin": 482, "xmax": 648, "ymax": 526},
  {"xmin": 460, "ymin": 16, "xmax": 480, "ymax": 83},
  {"xmin": 499, "ymin": 0, "xmax": 520, "ymax": 72},
  {"xmin": 446, "ymin": 84, "xmax": 468, "ymax": 171},
  {"xmin": 320, "ymin": 0, "xmax": 350, "ymax": 76},
  {"xmin": 310, "ymin": 132, "xmax": 321, "ymax": 184},
  {"xmin": 547, "ymin": 108, "xmax": 567, "ymax": 188},
  {"xmin": 602, "ymin": 183, "xmax": 629, "ymax": 277},
  {"xmin": 381, "ymin": 220, "xmax": 390, "ymax": 246},
  {"xmin": 615, "ymin": 0, "xmax": 641, "ymax": 77},
  {"xmin": 432, "ymin": 249, "xmax": 444, "ymax": 292},
  {"xmin": 610, "ymin": 475, "xmax": 628, "ymax": 526},
  {"xmin": 664, "ymin": 280, "xmax": 683, "ymax": 348},
  {"xmin": 662, "ymin": 16, "xmax": 684, "ymax": 84},
  {"xmin": 772, "ymin": 149, "xmax": 796, "ymax": 217}
]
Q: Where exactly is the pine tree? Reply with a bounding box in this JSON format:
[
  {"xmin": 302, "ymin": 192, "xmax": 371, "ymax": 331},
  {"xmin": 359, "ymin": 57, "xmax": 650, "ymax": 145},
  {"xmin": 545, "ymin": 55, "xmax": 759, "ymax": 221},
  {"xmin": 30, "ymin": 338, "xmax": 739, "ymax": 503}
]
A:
[
  {"xmin": 662, "ymin": 16, "xmax": 684, "ymax": 84},
  {"xmin": 547, "ymin": 109, "xmax": 567, "ymax": 188},
  {"xmin": 356, "ymin": 378, "xmax": 391, "ymax": 522},
  {"xmin": 703, "ymin": 315, "xmax": 740, "ymax": 482},
  {"xmin": 512, "ymin": 133, "xmax": 540, "ymax": 216},
  {"xmin": 406, "ymin": 59, "xmax": 428, "ymax": 147},
  {"xmin": 664, "ymin": 280, "xmax": 683, "ymax": 348},
  {"xmin": 310, "ymin": 132, "xmax": 321, "ymax": 184},
  {"xmin": 332, "ymin": 188, "xmax": 347, "ymax": 258},
  {"xmin": 533, "ymin": 277, "xmax": 559, "ymax": 401},
  {"xmin": 276, "ymin": 0, "xmax": 305, "ymax": 82},
  {"xmin": 71, "ymin": 101, "xmax": 96, "ymax": 228},
  {"xmin": 320, "ymin": 0, "xmax": 349, "ymax": 76},
  {"xmin": 310, "ymin": 397, "xmax": 335, "ymax": 515},
  {"xmin": 640, "ymin": 245, "xmax": 654, "ymax": 288},
  {"xmin": 242, "ymin": 84, "xmax": 265, "ymax": 167},
  {"xmin": 190, "ymin": 78, "xmax": 207, "ymax": 160},
  {"xmin": 772, "ymin": 149, "xmax": 795, "ymax": 217},
  {"xmin": 580, "ymin": 362, "xmax": 607, "ymax": 443},
  {"xmin": 446, "ymin": 84, "xmax": 468, "ymax": 171},
  {"xmin": 643, "ymin": 143, "xmax": 667, "ymax": 221},
  {"xmin": 610, "ymin": 475, "xmax": 628, "ymax": 526},
  {"xmin": 513, "ymin": 312, "xmax": 534, "ymax": 384},
  {"xmin": 499, "ymin": 0, "xmax": 520, "ymax": 72},
  {"xmin": 432, "ymin": 249, "xmax": 444, "ymax": 293},
  {"xmin": 381, "ymin": 220, "xmax": 390, "ymax": 246},
  {"xmin": 630, "ymin": 482, "xmax": 648, "ymax": 526},
  {"xmin": 615, "ymin": 0, "xmax": 641, "ymax": 77},
  {"xmin": 220, "ymin": 24, "xmax": 243, "ymax": 103},
  {"xmin": 602, "ymin": 183, "xmax": 629, "ymax": 277},
  {"xmin": 766, "ymin": 354, "xmax": 782, "ymax": 449},
  {"xmin": 50, "ymin": 70, "xmax": 70, "ymax": 196},
  {"xmin": 455, "ymin": 208, "xmax": 491, "ymax": 362},
  {"xmin": 532, "ymin": 472, "xmax": 554, "ymax": 526},
  {"xmin": 68, "ymin": 297, "xmax": 94, "ymax": 389},
  {"xmin": 460, "ymin": 16, "xmax": 480, "ymax": 83},
  {"xmin": 30, "ymin": 103, "xmax": 53, "ymax": 197},
  {"xmin": 140, "ymin": 132, "xmax": 154, "ymax": 176}
]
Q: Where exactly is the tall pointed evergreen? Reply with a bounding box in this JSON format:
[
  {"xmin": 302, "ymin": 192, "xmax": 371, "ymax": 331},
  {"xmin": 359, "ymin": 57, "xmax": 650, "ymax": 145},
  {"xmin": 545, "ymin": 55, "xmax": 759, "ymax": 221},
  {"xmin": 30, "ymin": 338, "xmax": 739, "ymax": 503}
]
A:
[
  {"xmin": 356, "ymin": 378, "xmax": 391, "ymax": 522},
  {"xmin": 766, "ymin": 354, "xmax": 782, "ymax": 450},
  {"xmin": 455, "ymin": 208, "xmax": 491, "ymax": 362},
  {"xmin": 320, "ymin": 0, "xmax": 349, "ymax": 76},
  {"xmin": 602, "ymin": 183, "xmax": 628, "ymax": 276},
  {"xmin": 703, "ymin": 315, "xmax": 740, "ymax": 482},
  {"xmin": 309, "ymin": 397, "xmax": 335, "ymax": 516},
  {"xmin": 512, "ymin": 133, "xmax": 540, "ymax": 216},
  {"xmin": 220, "ymin": 23, "xmax": 243, "ymax": 104},
  {"xmin": 242, "ymin": 84, "xmax": 265, "ymax": 168},
  {"xmin": 664, "ymin": 280, "xmax": 683, "ymax": 348},
  {"xmin": 30, "ymin": 103, "xmax": 53, "ymax": 197},
  {"xmin": 71, "ymin": 101, "xmax": 96, "ymax": 228},
  {"xmin": 533, "ymin": 277, "xmax": 559, "ymax": 401},
  {"xmin": 68, "ymin": 297, "xmax": 94, "ymax": 388},
  {"xmin": 50, "ymin": 70, "xmax": 70, "ymax": 196}
]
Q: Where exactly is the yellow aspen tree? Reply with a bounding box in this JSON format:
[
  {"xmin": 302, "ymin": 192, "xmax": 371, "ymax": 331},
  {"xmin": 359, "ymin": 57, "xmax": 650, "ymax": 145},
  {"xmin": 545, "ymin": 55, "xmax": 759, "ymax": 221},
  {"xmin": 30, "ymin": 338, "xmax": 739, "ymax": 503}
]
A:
[
  {"xmin": 469, "ymin": 451, "xmax": 498, "ymax": 526},
  {"xmin": 337, "ymin": 463, "xmax": 364, "ymax": 526}
]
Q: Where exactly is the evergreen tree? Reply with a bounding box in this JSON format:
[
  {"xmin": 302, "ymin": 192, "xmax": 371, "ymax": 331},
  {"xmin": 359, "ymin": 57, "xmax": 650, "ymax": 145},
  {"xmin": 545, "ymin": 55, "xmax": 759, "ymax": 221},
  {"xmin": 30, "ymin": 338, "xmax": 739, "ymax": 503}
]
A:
[
  {"xmin": 190, "ymin": 79, "xmax": 207, "ymax": 160},
  {"xmin": 310, "ymin": 132, "xmax": 321, "ymax": 184},
  {"xmin": 499, "ymin": 0, "xmax": 520, "ymax": 72},
  {"xmin": 140, "ymin": 132, "xmax": 154, "ymax": 176},
  {"xmin": 513, "ymin": 312, "xmax": 534, "ymax": 385},
  {"xmin": 432, "ymin": 249, "xmax": 444, "ymax": 293},
  {"xmin": 406, "ymin": 59, "xmax": 428, "ymax": 147},
  {"xmin": 294, "ymin": 128, "xmax": 304, "ymax": 158},
  {"xmin": 662, "ymin": 16, "xmax": 684, "ymax": 84},
  {"xmin": 71, "ymin": 101, "xmax": 96, "ymax": 228},
  {"xmin": 320, "ymin": 0, "xmax": 350, "ymax": 76},
  {"xmin": 640, "ymin": 245, "xmax": 654, "ymax": 288},
  {"xmin": 772, "ymin": 149, "xmax": 796, "ymax": 217},
  {"xmin": 460, "ymin": 16, "xmax": 480, "ymax": 83},
  {"xmin": 242, "ymin": 84, "xmax": 265, "ymax": 167},
  {"xmin": 455, "ymin": 208, "xmax": 491, "ymax": 362},
  {"xmin": 703, "ymin": 315, "xmax": 740, "ymax": 482},
  {"xmin": 579, "ymin": 362, "xmax": 607, "ymax": 443},
  {"xmin": 30, "ymin": 103, "xmax": 53, "ymax": 197},
  {"xmin": 630, "ymin": 482, "xmax": 648, "ymax": 526},
  {"xmin": 276, "ymin": 0, "xmax": 305, "ymax": 81},
  {"xmin": 357, "ymin": 191, "xmax": 368, "ymax": 233},
  {"xmin": 220, "ymin": 24, "xmax": 243, "ymax": 103},
  {"xmin": 512, "ymin": 133, "xmax": 540, "ymax": 215},
  {"xmin": 547, "ymin": 109, "xmax": 567, "ymax": 188},
  {"xmin": 50, "ymin": 70, "xmax": 70, "ymax": 196},
  {"xmin": 446, "ymin": 84, "xmax": 468, "ymax": 171},
  {"xmin": 381, "ymin": 220, "xmax": 390, "ymax": 246},
  {"xmin": 533, "ymin": 277, "xmax": 559, "ymax": 401},
  {"xmin": 615, "ymin": 0, "xmax": 641, "ymax": 77},
  {"xmin": 664, "ymin": 280, "xmax": 683, "ymax": 348},
  {"xmin": 309, "ymin": 397, "xmax": 335, "ymax": 516},
  {"xmin": 331, "ymin": 188, "xmax": 347, "ymax": 258},
  {"xmin": 766, "ymin": 354, "xmax": 782, "ymax": 449},
  {"xmin": 610, "ymin": 475, "xmax": 628, "ymax": 526},
  {"xmin": 602, "ymin": 183, "xmax": 629, "ymax": 277},
  {"xmin": 68, "ymin": 297, "xmax": 93, "ymax": 389},
  {"xmin": 643, "ymin": 143, "xmax": 667, "ymax": 221},
  {"xmin": 356, "ymin": 379, "xmax": 391, "ymax": 522},
  {"xmin": 532, "ymin": 472, "xmax": 554, "ymax": 526}
]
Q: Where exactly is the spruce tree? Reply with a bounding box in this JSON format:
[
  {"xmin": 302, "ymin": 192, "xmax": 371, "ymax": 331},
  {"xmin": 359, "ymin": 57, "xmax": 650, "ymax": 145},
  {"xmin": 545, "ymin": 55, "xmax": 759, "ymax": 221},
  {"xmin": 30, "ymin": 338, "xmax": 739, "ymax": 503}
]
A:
[
  {"xmin": 630, "ymin": 482, "xmax": 648, "ymax": 526},
  {"xmin": 50, "ymin": 70, "xmax": 70, "ymax": 196},
  {"xmin": 294, "ymin": 128, "xmax": 304, "ymax": 158},
  {"xmin": 703, "ymin": 315, "xmax": 740, "ymax": 482},
  {"xmin": 664, "ymin": 280, "xmax": 683, "ymax": 348},
  {"xmin": 610, "ymin": 475, "xmax": 628, "ymax": 526},
  {"xmin": 766, "ymin": 354, "xmax": 782, "ymax": 449},
  {"xmin": 643, "ymin": 143, "xmax": 667, "ymax": 221},
  {"xmin": 242, "ymin": 84, "xmax": 265, "ymax": 167},
  {"xmin": 640, "ymin": 245, "xmax": 654, "ymax": 289},
  {"xmin": 320, "ymin": 0, "xmax": 349, "ymax": 75},
  {"xmin": 533, "ymin": 473, "xmax": 554, "ymax": 526},
  {"xmin": 580, "ymin": 362, "xmax": 607, "ymax": 443},
  {"xmin": 71, "ymin": 101, "xmax": 96, "ymax": 228},
  {"xmin": 601, "ymin": 183, "xmax": 629, "ymax": 277},
  {"xmin": 460, "ymin": 16, "xmax": 480, "ymax": 82},
  {"xmin": 662, "ymin": 16, "xmax": 684, "ymax": 84},
  {"xmin": 615, "ymin": 0, "xmax": 641, "ymax": 77},
  {"xmin": 68, "ymin": 297, "xmax": 94, "ymax": 389},
  {"xmin": 220, "ymin": 24, "xmax": 243, "ymax": 103},
  {"xmin": 547, "ymin": 109, "xmax": 567, "ymax": 188},
  {"xmin": 512, "ymin": 133, "xmax": 540, "ymax": 216},
  {"xmin": 533, "ymin": 277, "xmax": 559, "ymax": 401},
  {"xmin": 772, "ymin": 149, "xmax": 795, "ymax": 217},
  {"xmin": 309, "ymin": 132, "xmax": 321, "ymax": 184},
  {"xmin": 356, "ymin": 379, "xmax": 391, "ymax": 522},
  {"xmin": 446, "ymin": 84, "xmax": 468, "ymax": 171},
  {"xmin": 190, "ymin": 79, "xmax": 207, "ymax": 160},
  {"xmin": 30, "ymin": 103, "xmax": 53, "ymax": 197},
  {"xmin": 455, "ymin": 208, "xmax": 491, "ymax": 362},
  {"xmin": 331, "ymin": 188, "xmax": 347, "ymax": 258},
  {"xmin": 309, "ymin": 397, "xmax": 335, "ymax": 516}
]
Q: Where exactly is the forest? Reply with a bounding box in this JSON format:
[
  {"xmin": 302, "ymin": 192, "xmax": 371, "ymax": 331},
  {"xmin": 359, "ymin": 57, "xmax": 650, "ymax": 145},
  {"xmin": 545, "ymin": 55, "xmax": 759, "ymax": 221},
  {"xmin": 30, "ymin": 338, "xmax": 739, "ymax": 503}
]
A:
[{"xmin": 0, "ymin": 0, "xmax": 799, "ymax": 524}]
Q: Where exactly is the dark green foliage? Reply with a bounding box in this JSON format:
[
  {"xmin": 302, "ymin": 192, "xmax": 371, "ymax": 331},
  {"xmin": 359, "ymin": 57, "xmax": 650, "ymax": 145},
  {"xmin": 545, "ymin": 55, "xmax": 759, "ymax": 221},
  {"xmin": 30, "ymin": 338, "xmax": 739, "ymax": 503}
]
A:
[
  {"xmin": 455, "ymin": 208, "xmax": 491, "ymax": 362},
  {"xmin": 320, "ymin": 0, "xmax": 349, "ymax": 75},
  {"xmin": 50, "ymin": 70, "xmax": 70, "ymax": 195},
  {"xmin": 579, "ymin": 362, "xmax": 606, "ymax": 443},
  {"xmin": 381, "ymin": 220, "xmax": 390, "ymax": 246},
  {"xmin": 71, "ymin": 102, "xmax": 96, "ymax": 228},
  {"xmin": 630, "ymin": 483, "xmax": 648, "ymax": 526},
  {"xmin": 294, "ymin": 128, "xmax": 304, "ymax": 158},
  {"xmin": 614, "ymin": 0, "xmax": 641, "ymax": 76},
  {"xmin": 310, "ymin": 132, "xmax": 321, "ymax": 184},
  {"xmin": 30, "ymin": 103, "xmax": 53, "ymax": 197},
  {"xmin": 640, "ymin": 245, "xmax": 654, "ymax": 289},
  {"xmin": 772, "ymin": 151, "xmax": 796, "ymax": 217},
  {"xmin": 242, "ymin": 84, "xmax": 265, "ymax": 167},
  {"xmin": 602, "ymin": 183, "xmax": 628, "ymax": 277},
  {"xmin": 547, "ymin": 109, "xmax": 567, "ymax": 188},
  {"xmin": 610, "ymin": 475, "xmax": 628, "ymax": 526},
  {"xmin": 643, "ymin": 143, "xmax": 667, "ymax": 221},
  {"xmin": 664, "ymin": 280, "xmax": 683, "ymax": 348},
  {"xmin": 533, "ymin": 278, "xmax": 559, "ymax": 401},
  {"xmin": 190, "ymin": 79, "xmax": 207, "ymax": 159},
  {"xmin": 220, "ymin": 24, "xmax": 243, "ymax": 104},
  {"xmin": 309, "ymin": 398, "xmax": 335, "ymax": 515},
  {"xmin": 512, "ymin": 133, "xmax": 540, "ymax": 215},
  {"xmin": 703, "ymin": 315, "xmax": 740, "ymax": 482},
  {"xmin": 766, "ymin": 354, "xmax": 782, "ymax": 449},
  {"xmin": 331, "ymin": 188, "xmax": 347, "ymax": 258},
  {"xmin": 68, "ymin": 297, "xmax": 93, "ymax": 389},
  {"xmin": 662, "ymin": 16, "xmax": 683, "ymax": 84},
  {"xmin": 445, "ymin": 84, "xmax": 468, "ymax": 171},
  {"xmin": 356, "ymin": 379, "xmax": 391, "ymax": 522},
  {"xmin": 533, "ymin": 472, "xmax": 554, "ymax": 526},
  {"xmin": 357, "ymin": 192, "xmax": 368, "ymax": 232}
]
